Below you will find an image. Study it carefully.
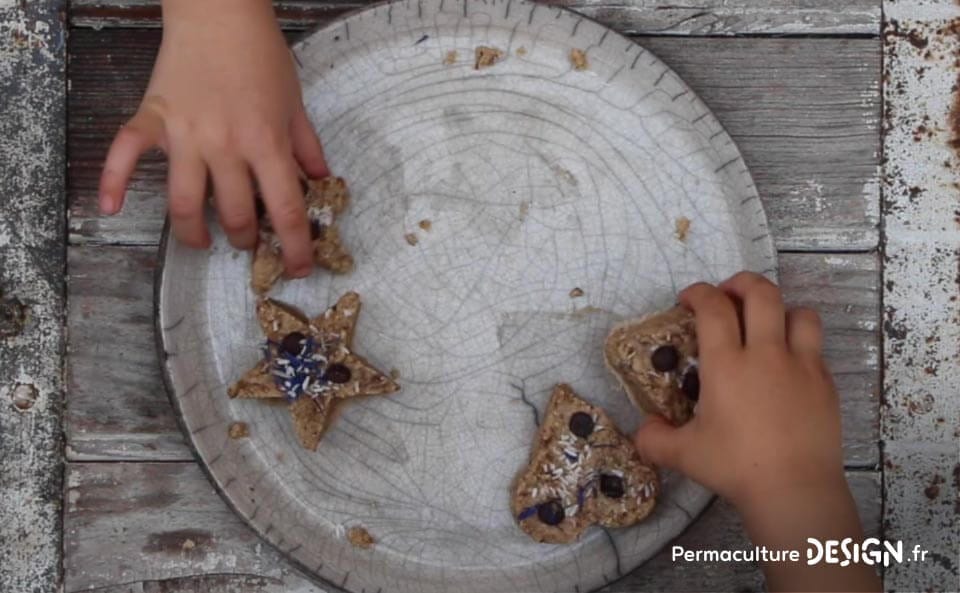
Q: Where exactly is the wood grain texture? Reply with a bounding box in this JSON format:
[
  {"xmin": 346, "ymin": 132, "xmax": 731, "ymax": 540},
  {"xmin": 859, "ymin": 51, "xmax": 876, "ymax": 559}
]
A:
[
  {"xmin": 68, "ymin": 0, "xmax": 881, "ymax": 35},
  {"xmin": 64, "ymin": 462, "xmax": 326, "ymax": 593},
  {"xmin": 66, "ymin": 247, "xmax": 188, "ymax": 460},
  {"xmin": 66, "ymin": 30, "xmax": 880, "ymax": 252},
  {"xmin": 66, "ymin": 246, "xmax": 879, "ymax": 466},
  {"xmin": 63, "ymin": 461, "xmax": 880, "ymax": 592},
  {"xmin": 0, "ymin": 1, "xmax": 67, "ymax": 591}
]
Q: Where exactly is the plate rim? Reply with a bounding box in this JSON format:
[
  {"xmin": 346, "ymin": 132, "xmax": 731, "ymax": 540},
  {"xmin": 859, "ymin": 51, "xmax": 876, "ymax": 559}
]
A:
[{"xmin": 155, "ymin": 0, "xmax": 778, "ymax": 591}]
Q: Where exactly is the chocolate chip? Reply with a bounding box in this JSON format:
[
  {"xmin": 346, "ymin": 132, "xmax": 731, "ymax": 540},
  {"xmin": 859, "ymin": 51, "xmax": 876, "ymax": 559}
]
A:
[
  {"xmin": 682, "ymin": 368, "xmax": 700, "ymax": 401},
  {"xmin": 254, "ymin": 198, "xmax": 267, "ymax": 221},
  {"xmin": 324, "ymin": 363, "xmax": 352, "ymax": 384},
  {"xmin": 537, "ymin": 500, "xmax": 565, "ymax": 526},
  {"xmin": 310, "ymin": 220, "xmax": 326, "ymax": 240},
  {"xmin": 280, "ymin": 332, "xmax": 306, "ymax": 355},
  {"xmin": 599, "ymin": 474, "xmax": 625, "ymax": 499},
  {"xmin": 568, "ymin": 412, "xmax": 594, "ymax": 438},
  {"xmin": 651, "ymin": 345, "xmax": 680, "ymax": 372}
]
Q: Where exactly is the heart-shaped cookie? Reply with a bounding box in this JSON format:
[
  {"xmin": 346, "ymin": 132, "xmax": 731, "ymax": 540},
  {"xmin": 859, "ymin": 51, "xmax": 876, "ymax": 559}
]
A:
[{"xmin": 512, "ymin": 384, "xmax": 659, "ymax": 544}]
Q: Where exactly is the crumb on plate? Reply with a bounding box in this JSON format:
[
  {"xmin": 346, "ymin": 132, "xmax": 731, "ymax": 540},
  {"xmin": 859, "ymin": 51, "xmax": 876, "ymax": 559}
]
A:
[
  {"xmin": 228, "ymin": 421, "xmax": 249, "ymax": 439},
  {"xmin": 570, "ymin": 48, "xmax": 588, "ymax": 71},
  {"xmin": 475, "ymin": 46, "xmax": 504, "ymax": 70},
  {"xmin": 347, "ymin": 526, "xmax": 376, "ymax": 549},
  {"xmin": 404, "ymin": 233, "xmax": 419, "ymax": 246},
  {"xmin": 675, "ymin": 217, "xmax": 691, "ymax": 242}
]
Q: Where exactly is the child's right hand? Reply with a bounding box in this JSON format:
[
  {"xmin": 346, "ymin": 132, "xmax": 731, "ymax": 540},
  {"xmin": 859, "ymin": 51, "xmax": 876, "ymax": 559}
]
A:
[
  {"xmin": 99, "ymin": 0, "xmax": 328, "ymax": 277},
  {"xmin": 635, "ymin": 272, "xmax": 880, "ymax": 592},
  {"xmin": 634, "ymin": 271, "xmax": 846, "ymax": 509}
]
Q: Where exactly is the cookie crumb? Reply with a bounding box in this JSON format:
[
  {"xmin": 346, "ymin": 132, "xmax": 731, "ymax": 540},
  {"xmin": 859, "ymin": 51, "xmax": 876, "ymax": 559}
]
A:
[
  {"xmin": 418, "ymin": 219, "xmax": 432, "ymax": 231},
  {"xmin": 569, "ymin": 287, "xmax": 584, "ymax": 298},
  {"xmin": 516, "ymin": 46, "xmax": 527, "ymax": 57},
  {"xmin": 675, "ymin": 217, "xmax": 691, "ymax": 242},
  {"xmin": 444, "ymin": 50, "xmax": 458, "ymax": 65},
  {"xmin": 389, "ymin": 368, "xmax": 401, "ymax": 380},
  {"xmin": 181, "ymin": 539, "xmax": 196, "ymax": 551},
  {"xmin": 570, "ymin": 48, "xmax": 588, "ymax": 71},
  {"xmin": 404, "ymin": 233, "xmax": 419, "ymax": 246},
  {"xmin": 519, "ymin": 201, "xmax": 530, "ymax": 220},
  {"xmin": 228, "ymin": 422, "xmax": 249, "ymax": 439},
  {"xmin": 347, "ymin": 526, "xmax": 376, "ymax": 549},
  {"xmin": 474, "ymin": 46, "xmax": 503, "ymax": 70}
]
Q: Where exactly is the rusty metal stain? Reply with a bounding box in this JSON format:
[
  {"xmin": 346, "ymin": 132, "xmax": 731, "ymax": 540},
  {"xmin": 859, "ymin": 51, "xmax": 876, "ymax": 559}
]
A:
[
  {"xmin": 0, "ymin": 291, "xmax": 26, "ymax": 339},
  {"xmin": 882, "ymin": 2, "xmax": 960, "ymax": 590}
]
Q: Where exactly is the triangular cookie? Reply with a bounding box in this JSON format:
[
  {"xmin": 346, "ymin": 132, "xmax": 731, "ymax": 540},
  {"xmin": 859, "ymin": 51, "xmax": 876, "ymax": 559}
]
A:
[
  {"xmin": 604, "ymin": 306, "xmax": 699, "ymax": 426},
  {"xmin": 511, "ymin": 384, "xmax": 659, "ymax": 544}
]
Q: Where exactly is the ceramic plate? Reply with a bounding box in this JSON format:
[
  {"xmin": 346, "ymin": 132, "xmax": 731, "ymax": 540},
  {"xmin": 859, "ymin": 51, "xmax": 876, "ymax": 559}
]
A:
[{"xmin": 157, "ymin": 1, "xmax": 776, "ymax": 591}]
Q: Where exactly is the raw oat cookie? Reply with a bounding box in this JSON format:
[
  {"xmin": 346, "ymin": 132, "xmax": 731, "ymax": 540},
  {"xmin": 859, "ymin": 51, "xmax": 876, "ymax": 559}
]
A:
[
  {"xmin": 228, "ymin": 292, "xmax": 399, "ymax": 450},
  {"xmin": 251, "ymin": 176, "xmax": 354, "ymax": 294},
  {"xmin": 604, "ymin": 306, "xmax": 699, "ymax": 426},
  {"xmin": 512, "ymin": 384, "xmax": 659, "ymax": 544}
]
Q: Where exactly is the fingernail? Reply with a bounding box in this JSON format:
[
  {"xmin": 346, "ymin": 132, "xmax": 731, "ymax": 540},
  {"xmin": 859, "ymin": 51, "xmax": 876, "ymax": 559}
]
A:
[
  {"xmin": 99, "ymin": 194, "xmax": 116, "ymax": 214},
  {"xmin": 292, "ymin": 265, "xmax": 312, "ymax": 279}
]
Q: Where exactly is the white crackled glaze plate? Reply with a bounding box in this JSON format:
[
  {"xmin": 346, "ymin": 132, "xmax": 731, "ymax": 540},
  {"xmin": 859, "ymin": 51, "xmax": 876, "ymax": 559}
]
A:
[{"xmin": 157, "ymin": 1, "xmax": 777, "ymax": 591}]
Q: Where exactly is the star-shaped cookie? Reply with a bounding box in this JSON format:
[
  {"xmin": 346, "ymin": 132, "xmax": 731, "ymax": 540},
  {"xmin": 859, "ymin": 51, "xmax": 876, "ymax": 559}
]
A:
[
  {"xmin": 227, "ymin": 292, "xmax": 400, "ymax": 450},
  {"xmin": 252, "ymin": 176, "xmax": 354, "ymax": 294}
]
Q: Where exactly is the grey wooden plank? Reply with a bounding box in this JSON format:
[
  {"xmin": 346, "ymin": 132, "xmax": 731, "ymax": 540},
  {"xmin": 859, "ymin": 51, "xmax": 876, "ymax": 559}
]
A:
[
  {"xmin": 67, "ymin": 31, "xmax": 881, "ymax": 252},
  {"xmin": 66, "ymin": 247, "xmax": 189, "ymax": 461},
  {"xmin": 881, "ymin": 3, "xmax": 960, "ymax": 591},
  {"xmin": 76, "ymin": 575, "xmax": 323, "ymax": 593},
  {"xmin": 67, "ymin": 0, "xmax": 881, "ymax": 35},
  {"xmin": 642, "ymin": 37, "xmax": 881, "ymax": 253},
  {"xmin": 0, "ymin": 1, "xmax": 67, "ymax": 592},
  {"xmin": 63, "ymin": 461, "xmax": 880, "ymax": 592},
  {"xmin": 65, "ymin": 246, "xmax": 880, "ymax": 466},
  {"xmin": 64, "ymin": 462, "xmax": 327, "ymax": 593}
]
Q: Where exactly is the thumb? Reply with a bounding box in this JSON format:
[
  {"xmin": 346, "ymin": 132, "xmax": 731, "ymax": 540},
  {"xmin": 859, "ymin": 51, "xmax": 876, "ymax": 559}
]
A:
[
  {"xmin": 290, "ymin": 104, "xmax": 330, "ymax": 179},
  {"xmin": 633, "ymin": 415, "xmax": 693, "ymax": 472}
]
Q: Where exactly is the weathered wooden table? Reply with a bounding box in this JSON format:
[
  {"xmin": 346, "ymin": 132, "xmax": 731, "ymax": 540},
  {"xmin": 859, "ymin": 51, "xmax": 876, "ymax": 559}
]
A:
[{"xmin": 0, "ymin": 1, "xmax": 956, "ymax": 591}]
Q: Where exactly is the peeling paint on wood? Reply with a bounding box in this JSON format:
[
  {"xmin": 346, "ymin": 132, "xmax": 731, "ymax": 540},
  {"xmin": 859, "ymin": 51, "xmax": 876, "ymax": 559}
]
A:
[
  {"xmin": 0, "ymin": 0, "xmax": 66, "ymax": 591},
  {"xmin": 67, "ymin": 30, "xmax": 881, "ymax": 252},
  {"xmin": 882, "ymin": 1, "xmax": 960, "ymax": 590},
  {"xmin": 0, "ymin": 288, "xmax": 27, "ymax": 338},
  {"xmin": 882, "ymin": 442, "xmax": 959, "ymax": 591},
  {"xmin": 63, "ymin": 462, "xmax": 880, "ymax": 592},
  {"xmin": 66, "ymin": 0, "xmax": 881, "ymax": 35}
]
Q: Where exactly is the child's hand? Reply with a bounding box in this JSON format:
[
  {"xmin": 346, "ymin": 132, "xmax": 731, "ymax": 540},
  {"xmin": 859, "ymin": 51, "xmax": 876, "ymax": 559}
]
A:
[
  {"xmin": 634, "ymin": 271, "xmax": 844, "ymax": 508},
  {"xmin": 636, "ymin": 272, "xmax": 880, "ymax": 592},
  {"xmin": 99, "ymin": 0, "xmax": 328, "ymax": 277}
]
